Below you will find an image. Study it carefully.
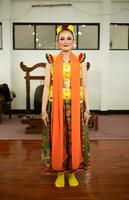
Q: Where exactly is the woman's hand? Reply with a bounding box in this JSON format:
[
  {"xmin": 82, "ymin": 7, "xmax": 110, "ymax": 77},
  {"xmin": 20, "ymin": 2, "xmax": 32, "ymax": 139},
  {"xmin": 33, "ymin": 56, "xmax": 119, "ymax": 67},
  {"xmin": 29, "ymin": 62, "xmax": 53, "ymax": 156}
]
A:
[
  {"xmin": 42, "ymin": 111, "xmax": 49, "ymax": 127},
  {"xmin": 84, "ymin": 111, "xmax": 91, "ymax": 127}
]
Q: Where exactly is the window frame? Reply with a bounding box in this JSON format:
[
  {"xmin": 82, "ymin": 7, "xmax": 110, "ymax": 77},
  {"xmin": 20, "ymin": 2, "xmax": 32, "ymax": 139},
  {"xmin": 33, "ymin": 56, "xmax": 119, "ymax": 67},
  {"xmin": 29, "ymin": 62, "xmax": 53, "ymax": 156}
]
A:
[
  {"xmin": 110, "ymin": 23, "xmax": 129, "ymax": 51},
  {"xmin": 13, "ymin": 22, "xmax": 100, "ymax": 50}
]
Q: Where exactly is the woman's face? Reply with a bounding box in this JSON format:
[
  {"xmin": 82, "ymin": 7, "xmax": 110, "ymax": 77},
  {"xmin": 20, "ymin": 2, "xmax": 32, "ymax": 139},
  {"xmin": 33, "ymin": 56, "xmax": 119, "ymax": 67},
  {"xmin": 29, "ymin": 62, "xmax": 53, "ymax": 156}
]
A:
[{"xmin": 57, "ymin": 30, "xmax": 74, "ymax": 52}]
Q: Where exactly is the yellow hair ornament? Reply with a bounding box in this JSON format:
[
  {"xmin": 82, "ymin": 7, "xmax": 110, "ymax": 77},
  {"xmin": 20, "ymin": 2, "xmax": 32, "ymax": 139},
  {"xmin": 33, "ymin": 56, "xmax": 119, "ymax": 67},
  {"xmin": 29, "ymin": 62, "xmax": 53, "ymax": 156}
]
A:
[
  {"xmin": 68, "ymin": 25, "xmax": 74, "ymax": 33},
  {"xmin": 56, "ymin": 24, "xmax": 74, "ymax": 35},
  {"xmin": 57, "ymin": 26, "xmax": 62, "ymax": 34}
]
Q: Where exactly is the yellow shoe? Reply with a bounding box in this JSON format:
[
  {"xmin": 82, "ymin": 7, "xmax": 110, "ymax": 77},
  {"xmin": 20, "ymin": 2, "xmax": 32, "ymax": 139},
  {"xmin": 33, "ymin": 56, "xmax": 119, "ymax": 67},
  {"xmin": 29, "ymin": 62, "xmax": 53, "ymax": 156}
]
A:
[
  {"xmin": 68, "ymin": 173, "xmax": 79, "ymax": 187},
  {"xmin": 55, "ymin": 173, "xmax": 65, "ymax": 187}
]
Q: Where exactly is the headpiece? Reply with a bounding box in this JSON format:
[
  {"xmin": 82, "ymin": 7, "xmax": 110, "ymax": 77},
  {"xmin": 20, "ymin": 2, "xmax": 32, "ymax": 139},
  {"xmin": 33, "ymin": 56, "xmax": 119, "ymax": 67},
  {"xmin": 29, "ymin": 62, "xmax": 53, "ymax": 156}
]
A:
[{"xmin": 56, "ymin": 24, "xmax": 74, "ymax": 35}]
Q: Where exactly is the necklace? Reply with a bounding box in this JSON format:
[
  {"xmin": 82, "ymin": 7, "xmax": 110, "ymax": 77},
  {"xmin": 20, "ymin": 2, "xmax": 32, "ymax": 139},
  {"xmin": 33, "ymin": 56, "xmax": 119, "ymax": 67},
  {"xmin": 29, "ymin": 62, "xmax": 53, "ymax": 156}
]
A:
[
  {"xmin": 62, "ymin": 51, "xmax": 71, "ymax": 62},
  {"xmin": 62, "ymin": 57, "xmax": 70, "ymax": 63}
]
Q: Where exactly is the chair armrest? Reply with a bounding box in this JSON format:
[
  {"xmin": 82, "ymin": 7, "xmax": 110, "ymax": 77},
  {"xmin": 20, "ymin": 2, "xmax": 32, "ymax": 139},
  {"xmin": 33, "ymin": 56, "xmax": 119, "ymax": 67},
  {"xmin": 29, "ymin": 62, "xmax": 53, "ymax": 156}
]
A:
[{"xmin": 10, "ymin": 91, "xmax": 16, "ymax": 100}]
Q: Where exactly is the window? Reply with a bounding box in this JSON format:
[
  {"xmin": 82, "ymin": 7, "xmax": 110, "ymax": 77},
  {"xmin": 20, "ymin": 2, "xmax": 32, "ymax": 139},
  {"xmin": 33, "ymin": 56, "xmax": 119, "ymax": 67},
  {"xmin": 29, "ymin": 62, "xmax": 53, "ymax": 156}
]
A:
[
  {"xmin": 36, "ymin": 25, "xmax": 56, "ymax": 49},
  {"xmin": 78, "ymin": 24, "xmax": 99, "ymax": 50},
  {"xmin": 14, "ymin": 24, "xmax": 35, "ymax": 49},
  {"xmin": 110, "ymin": 24, "xmax": 129, "ymax": 50},
  {"xmin": 0, "ymin": 23, "xmax": 2, "ymax": 49},
  {"xmin": 13, "ymin": 23, "xmax": 100, "ymax": 50}
]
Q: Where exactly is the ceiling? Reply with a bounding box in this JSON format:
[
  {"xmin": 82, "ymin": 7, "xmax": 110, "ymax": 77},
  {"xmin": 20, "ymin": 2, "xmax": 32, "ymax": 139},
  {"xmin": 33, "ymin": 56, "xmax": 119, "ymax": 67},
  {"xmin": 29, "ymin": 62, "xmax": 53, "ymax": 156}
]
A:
[{"xmin": 10, "ymin": 0, "xmax": 129, "ymax": 2}]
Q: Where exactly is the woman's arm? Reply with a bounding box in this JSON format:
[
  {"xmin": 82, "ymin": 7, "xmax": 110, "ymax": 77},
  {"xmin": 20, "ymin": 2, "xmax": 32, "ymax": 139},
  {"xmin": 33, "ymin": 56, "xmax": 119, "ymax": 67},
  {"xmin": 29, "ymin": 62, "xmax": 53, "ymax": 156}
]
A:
[
  {"xmin": 41, "ymin": 62, "xmax": 51, "ymax": 126},
  {"xmin": 42, "ymin": 62, "xmax": 51, "ymax": 112},
  {"xmin": 81, "ymin": 62, "xmax": 90, "ymax": 126},
  {"xmin": 81, "ymin": 61, "xmax": 90, "ymax": 113}
]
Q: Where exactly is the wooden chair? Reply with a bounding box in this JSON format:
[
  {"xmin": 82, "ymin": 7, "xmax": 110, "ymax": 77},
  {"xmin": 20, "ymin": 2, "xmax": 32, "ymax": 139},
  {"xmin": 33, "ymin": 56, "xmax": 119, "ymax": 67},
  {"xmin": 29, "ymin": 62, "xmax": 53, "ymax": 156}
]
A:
[
  {"xmin": 0, "ymin": 84, "xmax": 16, "ymax": 124},
  {"xmin": 20, "ymin": 62, "xmax": 46, "ymax": 133},
  {"xmin": 20, "ymin": 62, "xmax": 46, "ymax": 114}
]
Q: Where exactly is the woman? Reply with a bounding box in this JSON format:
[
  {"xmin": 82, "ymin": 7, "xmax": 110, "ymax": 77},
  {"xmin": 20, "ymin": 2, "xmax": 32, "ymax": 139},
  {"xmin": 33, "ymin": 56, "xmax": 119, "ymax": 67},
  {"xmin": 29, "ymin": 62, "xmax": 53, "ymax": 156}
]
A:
[{"xmin": 41, "ymin": 24, "xmax": 90, "ymax": 187}]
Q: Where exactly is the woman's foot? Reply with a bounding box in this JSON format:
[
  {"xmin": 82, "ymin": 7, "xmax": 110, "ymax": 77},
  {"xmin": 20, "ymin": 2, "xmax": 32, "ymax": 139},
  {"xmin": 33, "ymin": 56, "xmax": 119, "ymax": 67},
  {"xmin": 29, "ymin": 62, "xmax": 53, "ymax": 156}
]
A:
[
  {"xmin": 68, "ymin": 173, "xmax": 79, "ymax": 187},
  {"xmin": 55, "ymin": 173, "xmax": 65, "ymax": 187}
]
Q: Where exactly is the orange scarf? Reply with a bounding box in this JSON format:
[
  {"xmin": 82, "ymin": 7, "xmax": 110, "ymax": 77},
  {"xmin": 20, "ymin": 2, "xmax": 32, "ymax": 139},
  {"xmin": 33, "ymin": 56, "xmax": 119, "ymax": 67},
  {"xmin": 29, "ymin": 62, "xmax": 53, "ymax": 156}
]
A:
[{"xmin": 51, "ymin": 52, "xmax": 83, "ymax": 171}]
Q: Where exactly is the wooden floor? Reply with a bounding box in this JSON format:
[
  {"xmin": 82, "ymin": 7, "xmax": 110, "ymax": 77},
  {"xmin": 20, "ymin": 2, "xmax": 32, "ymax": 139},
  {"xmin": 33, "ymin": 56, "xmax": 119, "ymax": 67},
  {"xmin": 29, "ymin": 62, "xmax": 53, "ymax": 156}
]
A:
[{"xmin": 0, "ymin": 140, "xmax": 129, "ymax": 200}]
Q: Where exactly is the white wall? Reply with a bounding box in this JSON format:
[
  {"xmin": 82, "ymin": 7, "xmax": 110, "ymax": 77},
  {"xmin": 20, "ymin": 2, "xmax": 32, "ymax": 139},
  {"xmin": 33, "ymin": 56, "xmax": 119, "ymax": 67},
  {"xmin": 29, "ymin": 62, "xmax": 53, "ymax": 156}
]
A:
[
  {"xmin": 0, "ymin": 0, "xmax": 129, "ymax": 110},
  {"xmin": 109, "ymin": 1, "xmax": 129, "ymax": 110},
  {"xmin": 0, "ymin": 0, "xmax": 11, "ymax": 87}
]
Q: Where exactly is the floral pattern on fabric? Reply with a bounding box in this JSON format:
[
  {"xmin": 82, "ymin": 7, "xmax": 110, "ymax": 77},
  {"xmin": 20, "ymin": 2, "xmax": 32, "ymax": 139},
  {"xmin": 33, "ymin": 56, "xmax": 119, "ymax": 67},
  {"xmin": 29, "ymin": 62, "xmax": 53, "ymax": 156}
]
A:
[{"xmin": 41, "ymin": 100, "xmax": 90, "ymax": 174}]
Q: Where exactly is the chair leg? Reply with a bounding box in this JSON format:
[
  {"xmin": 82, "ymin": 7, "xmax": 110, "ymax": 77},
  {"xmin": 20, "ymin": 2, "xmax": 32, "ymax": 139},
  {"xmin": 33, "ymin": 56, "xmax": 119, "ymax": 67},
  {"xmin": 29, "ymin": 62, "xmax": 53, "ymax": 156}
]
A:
[
  {"xmin": 9, "ymin": 112, "xmax": 11, "ymax": 119},
  {"xmin": 9, "ymin": 102, "xmax": 11, "ymax": 119},
  {"xmin": 0, "ymin": 100, "xmax": 2, "ymax": 124},
  {"xmin": 94, "ymin": 115, "xmax": 98, "ymax": 131}
]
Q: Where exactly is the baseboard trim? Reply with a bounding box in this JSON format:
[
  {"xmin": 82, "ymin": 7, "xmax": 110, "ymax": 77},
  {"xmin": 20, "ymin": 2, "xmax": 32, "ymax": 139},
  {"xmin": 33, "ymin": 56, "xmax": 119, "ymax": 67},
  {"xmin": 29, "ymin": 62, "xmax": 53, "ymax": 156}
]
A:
[
  {"xmin": 99, "ymin": 110, "xmax": 129, "ymax": 115},
  {"xmin": 11, "ymin": 109, "xmax": 129, "ymax": 115},
  {"xmin": 91, "ymin": 110, "xmax": 129, "ymax": 115}
]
